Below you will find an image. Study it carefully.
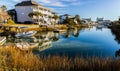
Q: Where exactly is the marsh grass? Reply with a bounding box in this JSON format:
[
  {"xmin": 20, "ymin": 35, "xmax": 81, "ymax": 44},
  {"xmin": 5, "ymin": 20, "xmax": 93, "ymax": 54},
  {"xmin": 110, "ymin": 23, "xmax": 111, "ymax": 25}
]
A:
[
  {"xmin": 0, "ymin": 46, "xmax": 120, "ymax": 71},
  {"xmin": 55, "ymin": 25, "xmax": 68, "ymax": 29}
]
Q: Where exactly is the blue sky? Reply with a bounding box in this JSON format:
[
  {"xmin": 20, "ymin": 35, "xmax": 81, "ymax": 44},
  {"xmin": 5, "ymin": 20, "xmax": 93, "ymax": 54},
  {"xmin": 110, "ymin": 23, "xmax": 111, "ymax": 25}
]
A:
[{"xmin": 0, "ymin": 0, "xmax": 120, "ymax": 21}]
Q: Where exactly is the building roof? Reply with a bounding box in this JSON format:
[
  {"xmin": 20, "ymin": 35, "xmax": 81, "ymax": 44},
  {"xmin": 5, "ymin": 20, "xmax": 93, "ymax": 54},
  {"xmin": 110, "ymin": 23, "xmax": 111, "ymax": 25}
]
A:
[
  {"xmin": 15, "ymin": 0, "xmax": 51, "ymax": 10},
  {"xmin": 15, "ymin": 1, "xmax": 40, "ymax": 6}
]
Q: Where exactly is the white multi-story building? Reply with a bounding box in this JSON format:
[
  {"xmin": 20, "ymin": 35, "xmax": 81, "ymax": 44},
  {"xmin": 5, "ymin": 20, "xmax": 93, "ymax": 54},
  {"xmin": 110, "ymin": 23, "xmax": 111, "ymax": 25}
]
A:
[{"xmin": 15, "ymin": 0, "xmax": 57, "ymax": 25}]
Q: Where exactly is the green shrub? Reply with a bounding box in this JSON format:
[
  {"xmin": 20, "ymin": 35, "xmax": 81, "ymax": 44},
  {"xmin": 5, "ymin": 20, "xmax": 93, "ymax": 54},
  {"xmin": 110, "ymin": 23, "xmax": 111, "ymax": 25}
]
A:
[
  {"xmin": 7, "ymin": 19, "xmax": 15, "ymax": 24},
  {"xmin": 69, "ymin": 20, "xmax": 76, "ymax": 25}
]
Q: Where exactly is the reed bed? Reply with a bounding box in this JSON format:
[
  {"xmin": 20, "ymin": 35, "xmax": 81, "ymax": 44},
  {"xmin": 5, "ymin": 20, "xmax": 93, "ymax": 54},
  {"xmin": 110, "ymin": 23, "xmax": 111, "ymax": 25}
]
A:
[
  {"xmin": 0, "ymin": 46, "xmax": 120, "ymax": 71},
  {"xmin": 55, "ymin": 25, "xmax": 68, "ymax": 29}
]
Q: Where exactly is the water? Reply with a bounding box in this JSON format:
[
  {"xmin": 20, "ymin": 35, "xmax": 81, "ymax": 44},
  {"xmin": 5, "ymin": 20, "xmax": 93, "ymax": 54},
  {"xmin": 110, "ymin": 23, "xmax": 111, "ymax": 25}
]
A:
[{"xmin": 6, "ymin": 27, "xmax": 120, "ymax": 58}]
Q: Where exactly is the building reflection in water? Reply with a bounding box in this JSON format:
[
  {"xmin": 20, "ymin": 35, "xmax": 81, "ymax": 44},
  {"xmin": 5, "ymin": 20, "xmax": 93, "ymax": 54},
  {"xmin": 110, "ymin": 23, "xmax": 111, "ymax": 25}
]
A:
[
  {"xmin": 61, "ymin": 28, "xmax": 81, "ymax": 38},
  {"xmin": 36, "ymin": 28, "xmax": 82, "ymax": 51},
  {"xmin": 35, "ymin": 32, "xmax": 59, "ymax": 52},
  {"xmin": 6, "ymin": 28, "xmax": 82, "ymax": 51}
]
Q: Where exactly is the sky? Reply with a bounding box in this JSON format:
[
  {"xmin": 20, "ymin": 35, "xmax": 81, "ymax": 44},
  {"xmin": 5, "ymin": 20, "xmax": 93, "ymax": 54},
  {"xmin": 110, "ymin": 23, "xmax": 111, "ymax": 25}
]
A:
[{"xmin": 0, "ymin": 0, "xmax": 120, "ymax": 21}]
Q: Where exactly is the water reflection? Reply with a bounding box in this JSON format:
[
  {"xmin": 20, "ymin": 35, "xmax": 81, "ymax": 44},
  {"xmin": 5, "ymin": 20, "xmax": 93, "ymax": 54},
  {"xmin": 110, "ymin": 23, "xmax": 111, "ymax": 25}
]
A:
[
  {"xmin": 34, "ymin": 32, "xmax": 59, "ymax": 51},
  {"xmin": 115, "ymin": 49, "xmax": 120, "ymax": 57},
  {"xmin": 110, "ymin": 28, "xmax": 120, "ymax": 44},
  {"xmin": 61, "ymin": 28, "xmax": 81, "ymax": 38},
  {"xmin": 6, "ymin": 28, "xmax": 81, "ymax": 51},
  {"xmin": 4, "ymin": 27, "xmax": 120, "ymax": 58}
]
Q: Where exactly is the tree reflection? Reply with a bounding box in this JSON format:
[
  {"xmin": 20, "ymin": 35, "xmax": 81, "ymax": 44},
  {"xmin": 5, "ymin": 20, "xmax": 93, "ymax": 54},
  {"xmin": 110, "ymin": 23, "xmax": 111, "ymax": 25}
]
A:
[
  {"xmin": 110, "ymin": 28, "xmax": 120, "ymax": 44},
  {"xmin": 73, "ymin": 33, "xmax": 79, "ymax": 37},
  {"xmin": 53, "ymin": 36, "xmax": 59, "ymax": 42},
  {"xmin": 61, "ymin": 28, "xmax": 81, "ymax": 38},
  {"xmin": 115, "ymin": 49, "xmax": 120, "ymax": 57}
]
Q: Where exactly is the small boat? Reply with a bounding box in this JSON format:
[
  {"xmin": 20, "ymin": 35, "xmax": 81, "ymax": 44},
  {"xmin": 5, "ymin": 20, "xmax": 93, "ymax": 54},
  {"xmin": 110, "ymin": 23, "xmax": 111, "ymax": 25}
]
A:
[
  {"xmin": 53, "ymin": 29, "xmax": 59, "ymax": 33},
  {"xmin": 15, "ymin": 31, "xmax": 37, "ymax": 37},
  {"xmin": 0, "ymin": 37, "xmax": 6, "ymax": 46}
]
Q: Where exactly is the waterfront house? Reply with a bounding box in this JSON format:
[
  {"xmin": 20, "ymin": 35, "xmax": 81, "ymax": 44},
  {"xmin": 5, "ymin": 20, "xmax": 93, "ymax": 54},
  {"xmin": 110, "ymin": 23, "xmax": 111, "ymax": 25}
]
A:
[
  {"xmin": 13, "ymin": 0, "xmax": 57, "ymax": 25},
  {"xmin": 103, "ymin": 20, "xmax": 112, "ymax": 26},
  {"xmin": 59, "ymin": 14, "xmax": 72, "ymax": 24},
  {"xmin": 82, "ymin": 18, "xmax": 92, "ymax": 24},
  {"xmin": 96, "ymin": 18, "xmax": 111, "ymax": 26},
  {"xmin": 59, "ymin": 14, "xmax": 79, "ymax": 24},
  {"xmin": 96, "ymin": 17, "xmax": 104, "ymax": 24}
]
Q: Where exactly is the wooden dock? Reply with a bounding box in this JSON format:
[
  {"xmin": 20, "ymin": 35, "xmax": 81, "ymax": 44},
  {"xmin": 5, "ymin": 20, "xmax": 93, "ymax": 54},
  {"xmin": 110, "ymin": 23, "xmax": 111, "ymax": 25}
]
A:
[{"xmin": 0, "ymin": 37, "xmax": 6, "ymax": 46}]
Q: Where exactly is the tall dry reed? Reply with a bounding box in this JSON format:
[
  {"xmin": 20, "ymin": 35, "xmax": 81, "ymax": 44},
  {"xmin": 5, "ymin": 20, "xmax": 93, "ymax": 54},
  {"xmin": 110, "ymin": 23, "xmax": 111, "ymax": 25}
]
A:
[{"xmin": 0, "ymin": 46, "xmax": 120, "ymax": 71}]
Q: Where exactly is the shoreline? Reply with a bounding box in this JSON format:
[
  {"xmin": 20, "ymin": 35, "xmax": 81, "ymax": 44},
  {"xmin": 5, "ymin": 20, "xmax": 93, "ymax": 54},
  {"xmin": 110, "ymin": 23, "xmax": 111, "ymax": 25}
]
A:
[{"xmin": 0, "ymin": 24, "xmax": 89, "ymax": 33}]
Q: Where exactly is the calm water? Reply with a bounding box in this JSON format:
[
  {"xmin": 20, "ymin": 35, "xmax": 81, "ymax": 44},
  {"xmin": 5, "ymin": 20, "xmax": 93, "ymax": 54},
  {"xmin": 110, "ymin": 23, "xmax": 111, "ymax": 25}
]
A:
[{"xmin": 6, "ymin": 27, "xmax": 120, "ymax": 58}]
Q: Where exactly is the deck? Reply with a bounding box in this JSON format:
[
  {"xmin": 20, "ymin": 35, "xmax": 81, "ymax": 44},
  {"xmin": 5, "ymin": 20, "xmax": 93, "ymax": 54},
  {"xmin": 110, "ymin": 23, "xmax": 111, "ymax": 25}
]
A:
[{"xmin": 0, "ymin": 37, "xmax": 6, "ymax": 45}]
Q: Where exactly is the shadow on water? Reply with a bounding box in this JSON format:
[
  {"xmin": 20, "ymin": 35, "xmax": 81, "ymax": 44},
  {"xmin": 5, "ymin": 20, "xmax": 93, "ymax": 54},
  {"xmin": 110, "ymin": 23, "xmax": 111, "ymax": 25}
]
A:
[
  {"xmin": 110, "ymin": 27, "xmax": 120, "ymax": 44},
  {"xmin": 115, "ymin": 49, "xmax": 120, "ymax": 57},
  {"xmin": 109, "ymin": 26, "xmax": 120, "ymax": 58}
]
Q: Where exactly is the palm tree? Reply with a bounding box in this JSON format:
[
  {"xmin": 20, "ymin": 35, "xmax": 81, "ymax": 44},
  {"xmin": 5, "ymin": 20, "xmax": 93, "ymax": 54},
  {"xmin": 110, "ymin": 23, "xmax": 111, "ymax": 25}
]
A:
[
  {"xmin": 28, "ymin": 12, "xmax": 42, "ymax": 25},
  {"xmin": 1, "ymin": 5, "xmax": 7, "ymax": 11},
  {"xmin": 119, "ymin": 16, "xmax": 120, "ymax": 24},
  {"xmin": 52, "ymin": 14, "xmax": 59, "ymax": 24},
  {"xmin": 75, "ymin": 14, "xmax": 82, "ymax": 24},
  {"xmin": 52, "ymin": 14, "xmax": 59, "ymax": 27},
  {"xmin": 28, "ymin": 12, "xmax": 35, "ymax": 23}
]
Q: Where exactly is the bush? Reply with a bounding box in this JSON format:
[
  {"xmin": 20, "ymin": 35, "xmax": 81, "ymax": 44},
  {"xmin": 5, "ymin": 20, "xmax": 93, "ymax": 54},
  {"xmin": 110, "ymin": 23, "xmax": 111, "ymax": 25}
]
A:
[
  {"xmin": 7, "ymin": 19, "xmax": 15, "ymax": 24},
  {"xmin": 63, "ymin": 18, "xmax": 76, "ymax": 25},
  {"xmin": 69, "ymin": 20, "xmax": 76, "ymax": 25}
]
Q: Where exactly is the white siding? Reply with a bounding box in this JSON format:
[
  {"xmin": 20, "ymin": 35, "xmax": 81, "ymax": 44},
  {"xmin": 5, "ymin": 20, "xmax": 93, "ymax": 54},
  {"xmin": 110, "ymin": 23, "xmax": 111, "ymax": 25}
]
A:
[
  {"xmin": 15, "ymin": 6, "xmax": 33, "ymax": 23},
  {"xmin": 15, "ymin": 5, "xmax": 58, "ymax": 25}
]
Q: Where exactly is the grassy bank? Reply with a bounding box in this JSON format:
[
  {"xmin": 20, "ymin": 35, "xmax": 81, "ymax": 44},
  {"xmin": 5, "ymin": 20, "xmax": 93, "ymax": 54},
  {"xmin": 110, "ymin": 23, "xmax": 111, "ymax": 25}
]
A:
[{"xmin": 0, "ymin": 46, "xmax": 120, "ymax": 71}]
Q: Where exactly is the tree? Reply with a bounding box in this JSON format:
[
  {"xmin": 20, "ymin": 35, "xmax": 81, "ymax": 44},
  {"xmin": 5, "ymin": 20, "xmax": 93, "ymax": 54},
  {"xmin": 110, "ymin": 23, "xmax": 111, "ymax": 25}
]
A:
[
  {"xmin": 52, "ymin": 14, "xmax": 59, "ymax": 24},
  {"xmin": 28, "ymin": 12, "xmax": 42, "ymax": 24},
  {"xmin": 75, "ymin": 14, "xmax": 82, "ymax": 24},
  {"xmin": 1, "ymin": 5, "xmax": 7, "ymax": 11},
  {"xmin": 63, "ymin": 16, "xmax": 75, "ymax": 25},
  {"xmin": 63, "ymin": 16, "xmax": 71, "ymax": 24},
  {"xmin": 119, "ymin": 17, "xmax": 120, "ymax": 24}
]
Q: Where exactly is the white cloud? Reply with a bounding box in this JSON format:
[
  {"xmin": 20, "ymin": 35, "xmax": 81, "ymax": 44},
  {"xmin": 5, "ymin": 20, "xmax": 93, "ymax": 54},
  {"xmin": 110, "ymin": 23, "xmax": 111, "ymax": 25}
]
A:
[{"xmin": 36, "ymin": 0, "xmax": 82, "ymax": 7}]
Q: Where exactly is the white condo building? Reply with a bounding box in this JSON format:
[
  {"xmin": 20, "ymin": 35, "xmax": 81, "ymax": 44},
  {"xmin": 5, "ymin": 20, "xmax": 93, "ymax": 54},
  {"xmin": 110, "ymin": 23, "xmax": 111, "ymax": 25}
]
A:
[{"xmin": 15, "ymin": 0, "xmax": 57, "ymax": 25}]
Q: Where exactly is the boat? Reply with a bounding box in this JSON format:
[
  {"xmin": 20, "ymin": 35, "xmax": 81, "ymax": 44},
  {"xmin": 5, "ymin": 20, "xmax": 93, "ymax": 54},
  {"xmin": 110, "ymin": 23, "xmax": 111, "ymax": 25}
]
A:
[
  {"xmin": 15, "ymin": 31, "xmax": 37, "ymax": 37},
  {"xmin": 15, "ymin": 42, "xmax": 39, "ymax": 50},
  {"xmin": 53, "ymin": 29, "xmax": 59, "ymax": 33},
  {"xmin": 0, "ymin": 37, "xmax": 6, "ymax": 46}
]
